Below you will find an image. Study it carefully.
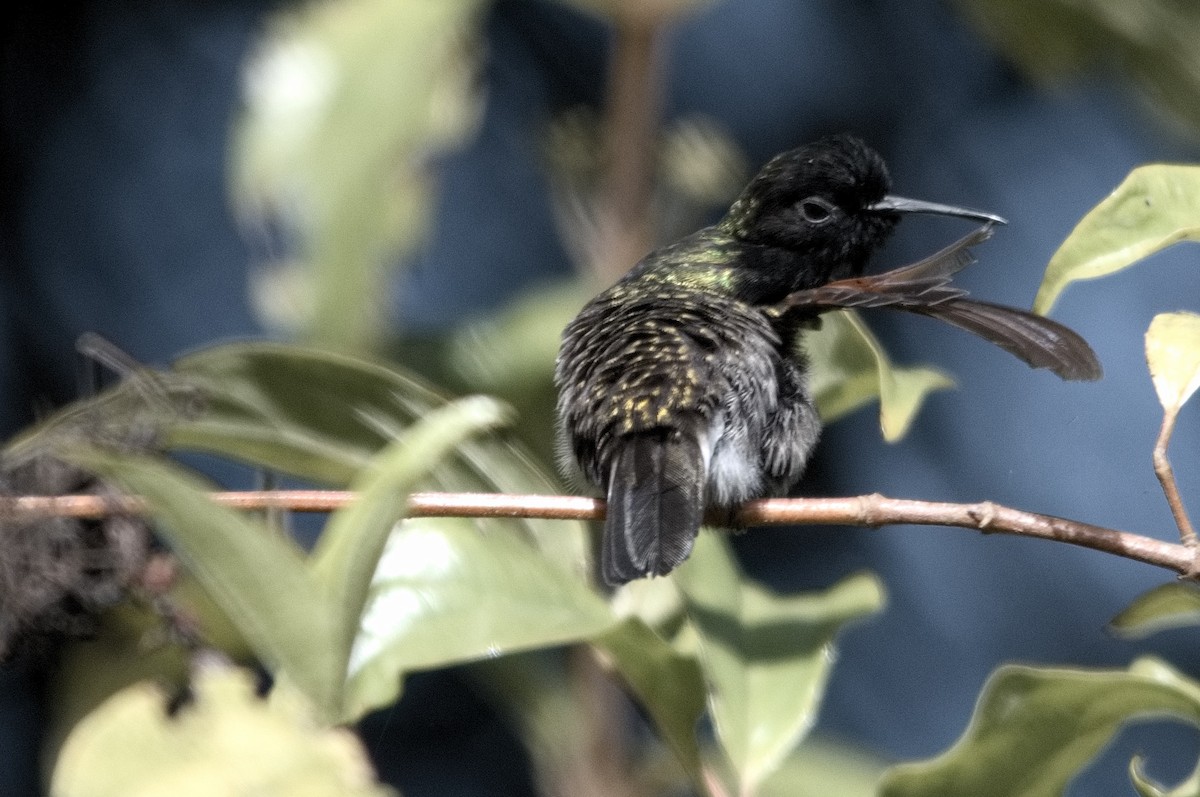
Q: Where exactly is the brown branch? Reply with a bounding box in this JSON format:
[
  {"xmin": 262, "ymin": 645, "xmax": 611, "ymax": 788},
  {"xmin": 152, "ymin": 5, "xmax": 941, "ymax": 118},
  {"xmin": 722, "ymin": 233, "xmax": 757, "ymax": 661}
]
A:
[
  {"xmin": 1153, "ymin": 406, "xmax": 1198, "ymax": 553},
  {"xmin": 591, "ymin": 10, "xmax": 668, "ymax": 284},
  {"xmin": 3, "ymin": 490, "xmax": 1194, "ymax": 578}
]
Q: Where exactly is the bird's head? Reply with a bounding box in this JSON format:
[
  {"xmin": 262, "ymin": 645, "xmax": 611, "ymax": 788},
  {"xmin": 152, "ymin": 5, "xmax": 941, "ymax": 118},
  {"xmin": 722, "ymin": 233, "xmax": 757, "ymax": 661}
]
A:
[{"xmin": 721, "ymin": 134, "xmax": 1003, "ymax": 290}]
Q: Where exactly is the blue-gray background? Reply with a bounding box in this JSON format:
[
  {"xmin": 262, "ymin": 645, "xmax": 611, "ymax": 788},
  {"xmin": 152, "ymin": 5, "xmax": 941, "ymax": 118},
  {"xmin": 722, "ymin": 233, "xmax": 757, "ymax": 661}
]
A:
[{"xmin": 3, "ymin": 1, "xmax": 1199, "ymax": 794}]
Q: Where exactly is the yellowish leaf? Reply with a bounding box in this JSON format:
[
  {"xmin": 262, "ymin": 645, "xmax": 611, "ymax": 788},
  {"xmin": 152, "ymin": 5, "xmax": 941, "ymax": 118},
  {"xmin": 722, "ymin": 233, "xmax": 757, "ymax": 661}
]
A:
[
  {"xmin": 51, "ymin": 666, "xmax": 392, "ymax": 797},
  {"xmin": 1146, "ymin": 311, "xmax": 1200, "ymax": 412}
]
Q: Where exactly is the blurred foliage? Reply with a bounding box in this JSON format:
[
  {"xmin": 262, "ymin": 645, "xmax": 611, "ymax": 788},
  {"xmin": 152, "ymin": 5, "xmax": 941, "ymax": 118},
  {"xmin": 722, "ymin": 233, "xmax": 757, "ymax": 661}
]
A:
[
  {"xmin": 16, "ymin": 342, "xmax": 881, "ymax": 794},
  {"xmin": 955, "ymin": 0, "xmax": 1200, "ymax": 140},
  {"xmin": 231, "ymin": 0, "xmax": 485, "ymax": 350},
  {"xmin": 50, "ymin": 663, "xmax": 393, "ymax": 797}
]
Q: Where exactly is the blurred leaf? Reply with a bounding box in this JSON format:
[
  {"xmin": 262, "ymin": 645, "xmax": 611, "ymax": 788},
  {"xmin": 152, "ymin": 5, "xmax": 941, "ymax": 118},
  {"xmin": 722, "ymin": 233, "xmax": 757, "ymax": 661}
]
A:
[
  {"xmin": 1033, "ymin": 165, "xmax": 1200, "ymax": 314},
  {"xmin": 806, "ymin": 310, "xmax": 954, "ymax": 441},
  {"xmin": 609, "ymin": 570, "xmax": 687, "ymax": 630},
  {"xmin": 448, "ymin": 282, "xmax": 589, "ymax": 460},
  {"xmin": 50, "ymin": 665, "xmax": 392, "ymax": 797},
  {"xmin": 46, "ymin": 604, "xmax": 192, "ymax": 767},
  {"xmin": 879, "ymin": 657, "xmax": 1200, "ymax": 797},
  {"xmin": 2, "ymin": 366, "xmax": 199, "ymax": 466},
  {"xmin": 169, "ymin": 342, "xmax": 592, "ymax": 575},
  {"xmin": 674, "ymin": 533, "xmax": 885, "ymax": 796},
  {"xmin": 957, "ymin": 1, "xmax": 1200, "ymax": 140},
  {"xmin": 449, "ymin": 283, "xmax": 588, "ymax": 397},
  {"xmin": 309, "ymin": 396, "xmax": 509, "ymax": 688},
  {"xmin": 1146, "ymin": 312, "xmax": 1200, "ymax": 413},
  {"xmin": 342, "ymin": 516, "xmax": 615, "ymax": 721},
  {"xmin": 63, "ymin": 448, "xmax": 342, "ymax": 717},
  {"xmin": 1132, "ymin": 753, "xmax": 1200, "ymax": 797},
  {"xmin": 1111, "ymin": 582, "xmax": 1200, "ymax": 639},
  {"xmin": 233, "ymin": 0, "xmax": 486, "ymax": 349},
  {"xmin": 757, "ymin": 736, "xmax": 887, "ymax": 797},
  {"xmin": 660, "ymin": 116, "xmax": 748, "ymax": 206},
  {"xmin": 168, "ymin": 342, "xmax": 432, "ymax": 484},
  {"xmin": 594, "ymin": 618, "xmax": 707, "ymax": 783}
]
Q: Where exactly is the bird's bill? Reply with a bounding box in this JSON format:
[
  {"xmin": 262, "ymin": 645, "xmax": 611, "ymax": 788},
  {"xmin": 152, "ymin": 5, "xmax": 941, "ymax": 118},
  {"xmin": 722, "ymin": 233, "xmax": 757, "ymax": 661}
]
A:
[{"xmin": 868, "ymin": 195, "xmax": 1007, "ymax": 225}]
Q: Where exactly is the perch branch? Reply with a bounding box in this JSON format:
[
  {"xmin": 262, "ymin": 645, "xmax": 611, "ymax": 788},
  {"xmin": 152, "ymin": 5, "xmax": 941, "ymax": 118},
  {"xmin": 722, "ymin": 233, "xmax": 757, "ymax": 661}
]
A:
[{"xmin": 3, "ymin": 490, "xmax": 1194, "ymax": 578}]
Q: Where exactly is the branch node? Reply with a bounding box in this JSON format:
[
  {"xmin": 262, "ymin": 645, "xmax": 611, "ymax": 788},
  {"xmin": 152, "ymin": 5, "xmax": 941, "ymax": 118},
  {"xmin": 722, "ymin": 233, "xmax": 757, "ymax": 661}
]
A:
[
  {"xmin": 968, "ymin": 501, "xmax": 999, "ymax": 532},
  {"xmin": 857, "ymin": 493, "xmax": 885, "ymax": 527}
]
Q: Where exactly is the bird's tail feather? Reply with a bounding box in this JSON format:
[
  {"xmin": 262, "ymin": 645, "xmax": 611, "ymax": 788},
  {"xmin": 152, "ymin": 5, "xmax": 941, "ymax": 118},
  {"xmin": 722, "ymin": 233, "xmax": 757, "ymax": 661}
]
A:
[{"xmin": 603, "ymin": 431, "xmax": 704, "ymax": 586}]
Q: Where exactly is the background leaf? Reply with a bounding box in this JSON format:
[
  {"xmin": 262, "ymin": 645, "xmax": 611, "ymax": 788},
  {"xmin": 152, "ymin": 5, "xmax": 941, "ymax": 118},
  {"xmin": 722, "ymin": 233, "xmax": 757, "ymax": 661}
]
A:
[
  {"xmin": 232, "ymin": 0, "xmax": 487, "ymax": 349},
  {"xmin": 879, "ymin": 657, "xmax": 1200, "ymax": 797},
  {"xmin": 1034, "ymin": 165, "xmax": 1200, "ymax": 314},
  {"xmin": 1110, "ymin": 582, "xmax": 1200, "ymax": 639},
  {"xmin": 805, "ymin": 309, "xmax": 953, "ymax": 442},
  {"xmin": 955, "ymin": 1, "xmax": 1200, "ymax": 141}
]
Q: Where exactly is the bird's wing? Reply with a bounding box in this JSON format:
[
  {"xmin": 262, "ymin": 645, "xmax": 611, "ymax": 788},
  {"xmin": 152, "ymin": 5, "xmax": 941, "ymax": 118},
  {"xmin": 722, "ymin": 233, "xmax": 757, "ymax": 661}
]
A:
[
  {"xmin": 773, "ymin": 223, "xmax": 1102, "ymax": 382},
  {"xmin": 781, "ymin": 223, "xmax": 996, "ymax": 311},
  {"xmin": 909, "ymin": 298, "xmax": 1102, "ymax": 381}
]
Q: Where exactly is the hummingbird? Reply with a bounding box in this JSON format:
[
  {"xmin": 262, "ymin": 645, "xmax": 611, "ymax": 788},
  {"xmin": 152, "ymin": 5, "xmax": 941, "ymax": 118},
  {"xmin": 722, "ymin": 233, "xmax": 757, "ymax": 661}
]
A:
[{"xmin": 555, "ymin": 134, "xmax": 1100, "ymax": 586}]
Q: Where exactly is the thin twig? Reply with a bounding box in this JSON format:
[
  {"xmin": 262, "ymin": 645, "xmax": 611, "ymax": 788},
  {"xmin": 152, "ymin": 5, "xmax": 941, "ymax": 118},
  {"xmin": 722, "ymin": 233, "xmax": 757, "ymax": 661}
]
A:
[
  {"xmin": 2, "ymin": 490, "xmax": 1194, "ymax": 578},
  {"xmin": 1153, "ymin": 406, "xmax": 1198, "ymax": 555}
]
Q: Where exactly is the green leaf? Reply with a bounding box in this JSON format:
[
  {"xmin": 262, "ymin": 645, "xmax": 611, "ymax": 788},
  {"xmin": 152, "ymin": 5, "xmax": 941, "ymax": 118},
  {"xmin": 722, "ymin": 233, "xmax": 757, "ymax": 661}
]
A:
[
  {"xmin": 341, "ymin": 516, "xmax": 615, "ymax": 721},
  {"xmin": 674, "ymin": 533, "xmax": 885, "ymax": 796},
  {"xmin": 50, "ymin": 665, "xmax": 391, "ymax": 797},
  {"xmin": 879, "ymin": 657, "xmax": 1200, "ymax": 797},
  {"xmin": 1146, "ymin": 312, "xmax": 1200, "ymax": 413},
  {"xmin": 62, "ymin": 448, "xmax": 342, "ymax": 717},
  {"xmin": 757, "ymin": 736, "xmax": 886, "ymax": 797},
  {"xmin": 1110, "ymin": 582, "xmax": 1200, "ymax": 639},
  {"xmin": 1034, "ymin": 165, "xmax": 1200, "ymax": 315},
  {"xmin": 594, "ymin": 618, "xmax": 708, "ymax": 783},
  {"xmin": 308, "ymin": 396, "xmax": 510, "ymax": 685},
  {"xmin": 168, "ymin": 342, "xmax": 432, "ymax": 484},
  {"xmin": 805, "ymin": 310, "xmax": 953, "ymax": 442}
]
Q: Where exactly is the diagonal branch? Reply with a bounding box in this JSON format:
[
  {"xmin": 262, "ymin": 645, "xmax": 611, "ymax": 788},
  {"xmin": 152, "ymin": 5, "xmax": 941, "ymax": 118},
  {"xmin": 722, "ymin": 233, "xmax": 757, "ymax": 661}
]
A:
[{"xmin": 3, "ymin": 490, "xmax": 1194, "ymax": 579}]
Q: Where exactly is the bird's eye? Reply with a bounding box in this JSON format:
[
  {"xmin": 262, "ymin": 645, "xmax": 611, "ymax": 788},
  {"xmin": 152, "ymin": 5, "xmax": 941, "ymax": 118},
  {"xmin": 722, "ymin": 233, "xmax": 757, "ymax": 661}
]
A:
[{"xmin": 798, "ymin": 197, "xmax": 835, "ymax": 224}]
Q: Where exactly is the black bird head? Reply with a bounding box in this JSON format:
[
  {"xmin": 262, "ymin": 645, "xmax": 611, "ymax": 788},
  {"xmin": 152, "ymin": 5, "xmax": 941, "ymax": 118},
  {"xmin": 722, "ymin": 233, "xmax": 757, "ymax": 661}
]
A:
[{"xmin": 720, "ymin": 134, "xmax": 1004, "ymax": 290}]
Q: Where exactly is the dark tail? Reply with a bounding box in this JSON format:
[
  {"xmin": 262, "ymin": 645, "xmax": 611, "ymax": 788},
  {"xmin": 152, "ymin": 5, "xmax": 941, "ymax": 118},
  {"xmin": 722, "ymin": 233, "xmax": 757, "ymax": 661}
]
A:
[{"xmin": 602, "ymin": 431, "xmax": 705, "ymax": 586}]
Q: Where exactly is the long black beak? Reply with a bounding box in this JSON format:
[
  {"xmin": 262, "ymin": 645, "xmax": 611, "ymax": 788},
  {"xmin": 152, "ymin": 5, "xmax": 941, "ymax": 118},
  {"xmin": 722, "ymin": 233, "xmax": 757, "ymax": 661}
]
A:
[{"xmin": 868, "ymin": 195, "xmax": 1007, "ymax": 225}]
